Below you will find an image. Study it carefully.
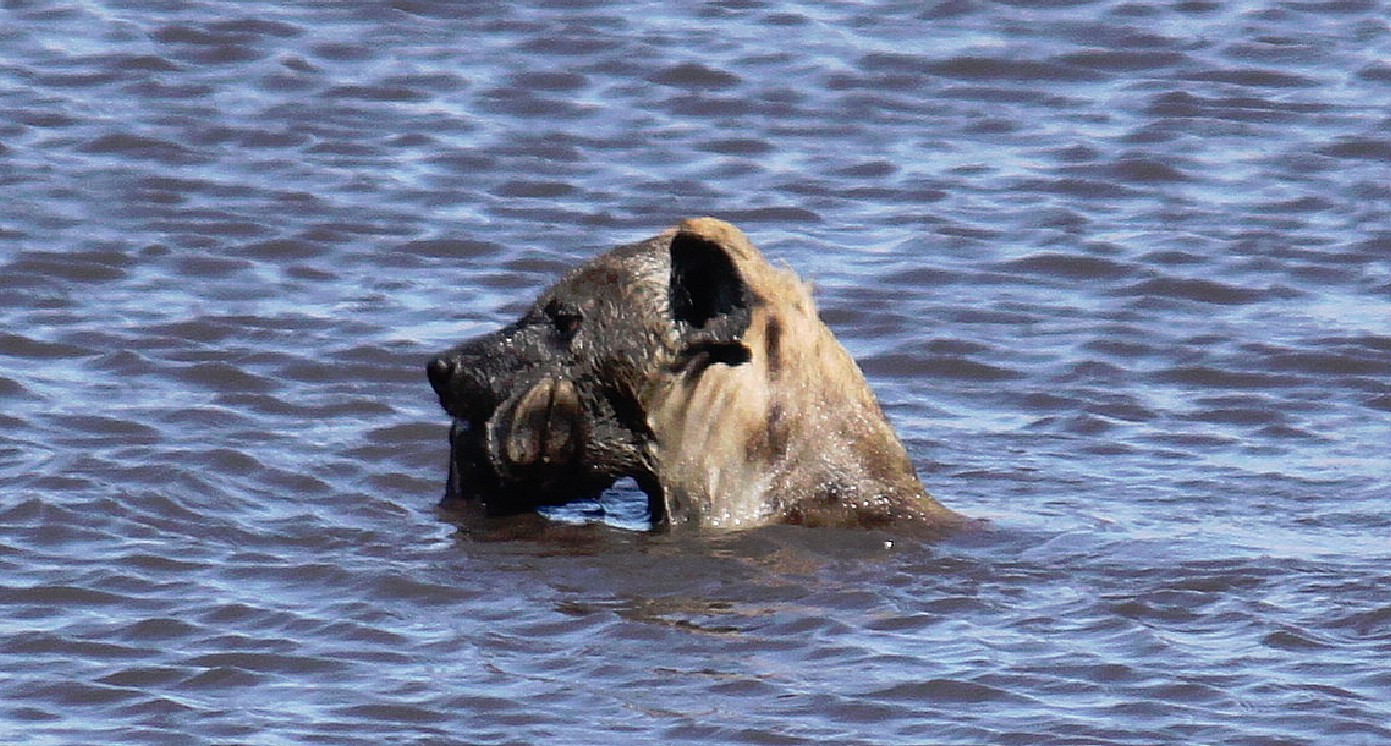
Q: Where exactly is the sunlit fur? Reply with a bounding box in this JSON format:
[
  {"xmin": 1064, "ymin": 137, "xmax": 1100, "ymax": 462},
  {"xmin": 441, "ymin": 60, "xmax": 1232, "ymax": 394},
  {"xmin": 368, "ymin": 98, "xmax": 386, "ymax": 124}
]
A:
[
  {"xmin": 430, "ymin": 217, "xmax": 960, "ymax": 531},
  {"xmin": 645, "ymin": 219, "xmax": 959, "ymax": 529}
]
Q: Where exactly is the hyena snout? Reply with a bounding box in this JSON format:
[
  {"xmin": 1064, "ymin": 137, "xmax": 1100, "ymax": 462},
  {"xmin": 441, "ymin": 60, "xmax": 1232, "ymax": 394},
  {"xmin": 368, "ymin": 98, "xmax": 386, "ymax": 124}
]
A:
[
  {"xmin": 425, "ymin": 355, "xmax": 457, "ymax": 406},
  {"xmin": 426, "ymin": 354, "xmax": 479, "ymax": 422},
  {"xmin": 427, "ymin": 335, "xmax": 597, "ymax": 513},
  {"xmin": 425, "ymin": 346, "xmax": 506, "ymax": 424}
]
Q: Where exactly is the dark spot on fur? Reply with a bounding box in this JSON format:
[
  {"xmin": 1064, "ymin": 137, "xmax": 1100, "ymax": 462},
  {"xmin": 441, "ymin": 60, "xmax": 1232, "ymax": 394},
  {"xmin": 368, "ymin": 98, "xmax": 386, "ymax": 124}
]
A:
[
  {"xmin": 696, "ymin": 341, "xmax": 751, "ymax": 367},
  {"xmin": 765, "ymin": 317, "xmax": 783, "ymax": 380},
  {"xmin": 675, "ymin": 341, "xmax": 751, "ymax": 382},
  {"xmin": 746, "ymin": 400, "xmax": 790, "ymax": 462},
  {"xmin": 767, "ymin": 401, "xmax": 788, "ymax": 458},
  {"xmin": 597, "ymin": 371, "xmax": 654, "ymax": 442}
]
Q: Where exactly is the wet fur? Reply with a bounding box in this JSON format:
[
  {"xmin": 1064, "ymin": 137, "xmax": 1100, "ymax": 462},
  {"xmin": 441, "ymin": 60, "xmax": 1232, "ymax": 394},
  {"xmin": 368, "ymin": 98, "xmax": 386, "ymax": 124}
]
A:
[
  {"xmin": 645, "ymin": 220, "xmax": 955, "ymax": 529},
  {"xmin": 428, "ymin": 218, "xmax": 960, "ymax": 531}
]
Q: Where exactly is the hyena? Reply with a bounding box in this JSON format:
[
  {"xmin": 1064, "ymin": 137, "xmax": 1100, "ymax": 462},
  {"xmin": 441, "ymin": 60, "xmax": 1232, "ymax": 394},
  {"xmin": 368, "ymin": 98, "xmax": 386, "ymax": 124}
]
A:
[{"xmin": 427, "ymin": 218, "xmax": 959, "ymax": 530}]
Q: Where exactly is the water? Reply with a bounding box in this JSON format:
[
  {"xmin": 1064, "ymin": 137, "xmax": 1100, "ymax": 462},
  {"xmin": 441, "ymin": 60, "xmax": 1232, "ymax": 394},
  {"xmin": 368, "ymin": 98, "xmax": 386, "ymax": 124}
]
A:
[{"xmin": 2, "ymin": 1, "xmax": 1389, "ymax": 743}]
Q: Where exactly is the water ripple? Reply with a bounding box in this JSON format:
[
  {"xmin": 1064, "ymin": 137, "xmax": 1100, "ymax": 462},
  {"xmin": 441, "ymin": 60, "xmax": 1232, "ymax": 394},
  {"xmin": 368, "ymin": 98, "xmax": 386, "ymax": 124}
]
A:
[{"xmin": 2, "ymin": 0, "xmax": 1389, "ymax": 744}]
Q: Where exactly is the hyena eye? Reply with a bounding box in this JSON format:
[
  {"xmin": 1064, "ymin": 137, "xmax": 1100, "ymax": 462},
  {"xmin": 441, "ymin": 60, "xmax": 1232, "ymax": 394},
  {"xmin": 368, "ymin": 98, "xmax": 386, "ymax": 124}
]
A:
[
  {"xmin": 554, "ymin": 313, "xmax": 581, "ymax": 338},
  {"xmin": 544, "ymin": 300, "xmax": 582, "ymax": 339}
]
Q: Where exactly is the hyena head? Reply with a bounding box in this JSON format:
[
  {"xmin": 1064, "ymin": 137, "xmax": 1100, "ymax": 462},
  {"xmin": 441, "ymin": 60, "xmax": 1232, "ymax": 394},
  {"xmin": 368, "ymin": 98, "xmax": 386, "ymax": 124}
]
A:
[
  {"xmin": 426, "ymin": 218, "xmax": 759, "ymax": 520},
  {"xmin": 427, "ymin": 218, "xmax": 955, "ymax": 529}
]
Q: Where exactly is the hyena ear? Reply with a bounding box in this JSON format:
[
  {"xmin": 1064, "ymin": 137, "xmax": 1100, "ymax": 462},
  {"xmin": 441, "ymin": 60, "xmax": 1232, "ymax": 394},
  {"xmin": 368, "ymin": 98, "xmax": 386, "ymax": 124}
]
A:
[{"xmin": 669, "ymin": 219, "xmax": 754, "ymax": 352}]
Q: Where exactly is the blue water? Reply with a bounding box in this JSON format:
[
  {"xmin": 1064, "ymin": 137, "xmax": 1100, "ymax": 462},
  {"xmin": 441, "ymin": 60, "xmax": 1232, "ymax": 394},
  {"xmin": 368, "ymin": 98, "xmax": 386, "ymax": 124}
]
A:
[{"xmin": 2, "ymin": 1, "xmax": 1389, "ymax": 744}]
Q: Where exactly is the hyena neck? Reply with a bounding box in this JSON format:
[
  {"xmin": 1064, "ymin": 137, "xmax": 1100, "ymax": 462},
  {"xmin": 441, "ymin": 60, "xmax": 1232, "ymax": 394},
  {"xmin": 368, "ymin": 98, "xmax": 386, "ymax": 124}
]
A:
[{"xmin": 647, "ymin": 279, "xmax": 950, "ymax": 530}]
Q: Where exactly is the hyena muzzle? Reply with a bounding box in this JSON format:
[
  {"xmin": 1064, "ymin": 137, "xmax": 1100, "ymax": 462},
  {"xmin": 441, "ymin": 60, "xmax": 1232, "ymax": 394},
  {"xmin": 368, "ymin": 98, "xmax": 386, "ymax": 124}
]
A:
[{"xmin": 426, "ymin": 218, "xmax": 959, "ymax": 530}]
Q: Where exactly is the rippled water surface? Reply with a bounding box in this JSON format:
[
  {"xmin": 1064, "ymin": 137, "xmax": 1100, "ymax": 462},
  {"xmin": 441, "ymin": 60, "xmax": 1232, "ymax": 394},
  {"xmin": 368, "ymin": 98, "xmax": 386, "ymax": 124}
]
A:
[{"xmin": 3, "ymin": 1, "xmax": 1390, "ymax": 743}]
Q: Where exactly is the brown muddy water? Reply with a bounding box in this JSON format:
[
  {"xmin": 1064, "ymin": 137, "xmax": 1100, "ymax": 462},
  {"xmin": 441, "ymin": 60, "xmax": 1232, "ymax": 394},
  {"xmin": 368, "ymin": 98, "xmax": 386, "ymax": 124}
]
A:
[{"xmin": 3, "ymin": 1, "xmax": 1390, "ymax": 744}]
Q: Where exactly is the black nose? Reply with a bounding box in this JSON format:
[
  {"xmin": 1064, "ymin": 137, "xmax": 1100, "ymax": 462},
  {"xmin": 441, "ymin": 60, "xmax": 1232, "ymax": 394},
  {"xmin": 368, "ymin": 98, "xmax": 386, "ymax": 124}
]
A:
[{"xmin": 427, "ymin": 356, "xmax": 456, "ymax": 394}]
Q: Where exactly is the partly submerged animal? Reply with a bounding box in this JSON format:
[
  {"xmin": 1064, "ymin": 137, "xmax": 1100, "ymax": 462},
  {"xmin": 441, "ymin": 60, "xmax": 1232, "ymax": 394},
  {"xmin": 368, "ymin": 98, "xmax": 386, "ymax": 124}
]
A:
[{"xmin": 427, "ymin": 218, "xmax": 959, "ymax": 530}]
